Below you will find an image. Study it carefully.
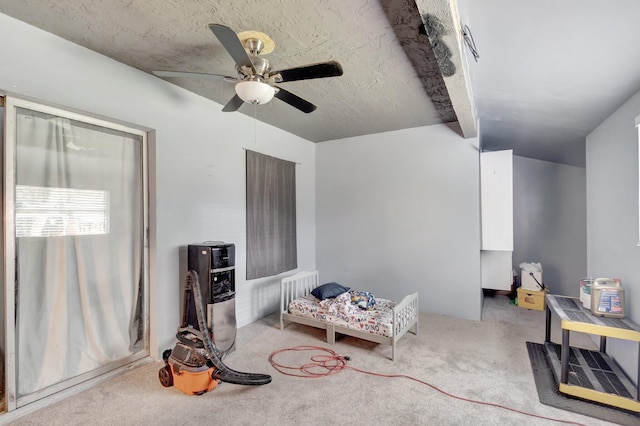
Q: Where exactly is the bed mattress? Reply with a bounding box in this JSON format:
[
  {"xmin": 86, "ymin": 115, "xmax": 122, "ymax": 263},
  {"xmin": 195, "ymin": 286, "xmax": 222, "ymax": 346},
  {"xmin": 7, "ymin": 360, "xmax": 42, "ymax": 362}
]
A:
[{"xmin": 288, "ymin": 292, "xmax": 396, "ymax": 338}]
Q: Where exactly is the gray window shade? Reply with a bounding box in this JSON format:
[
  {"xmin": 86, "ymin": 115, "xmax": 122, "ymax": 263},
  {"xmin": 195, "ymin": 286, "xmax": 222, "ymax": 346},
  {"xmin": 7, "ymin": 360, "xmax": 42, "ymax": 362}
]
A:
[{"xmin": 246, "ymin": 150, "xmax": 297, "ymax": 279}]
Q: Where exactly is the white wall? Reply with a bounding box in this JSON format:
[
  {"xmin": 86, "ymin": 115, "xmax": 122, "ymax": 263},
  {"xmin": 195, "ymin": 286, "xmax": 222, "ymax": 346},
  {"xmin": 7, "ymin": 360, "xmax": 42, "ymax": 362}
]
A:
[
  {"xmin": 512, "ymin": 156, "xmax": 587, "ymax": 296},
  {"xmin": 316, "ymin": 125, "xmax": 482, "ymax": 320},
  {"xmin": 0, "ymin": 13, "xmax": 317, "ymax": 358},
  {"xmin": 586, "ymin": 89, "xmax": 640, "ymax": 383}
]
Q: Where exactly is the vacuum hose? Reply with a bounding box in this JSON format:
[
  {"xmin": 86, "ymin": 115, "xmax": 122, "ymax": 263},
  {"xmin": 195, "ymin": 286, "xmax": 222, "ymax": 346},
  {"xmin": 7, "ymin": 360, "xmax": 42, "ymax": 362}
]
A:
[{"xmin": 185, "ymin": 270, "xmax": 272, "ymax": 385}]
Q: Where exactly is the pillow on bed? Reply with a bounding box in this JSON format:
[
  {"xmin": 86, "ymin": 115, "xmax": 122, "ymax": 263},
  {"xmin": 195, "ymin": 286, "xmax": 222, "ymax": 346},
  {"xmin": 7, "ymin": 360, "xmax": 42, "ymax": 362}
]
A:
[{"xmin": 311, "ymin": 282, "xmax": 350, "ymax": 300}]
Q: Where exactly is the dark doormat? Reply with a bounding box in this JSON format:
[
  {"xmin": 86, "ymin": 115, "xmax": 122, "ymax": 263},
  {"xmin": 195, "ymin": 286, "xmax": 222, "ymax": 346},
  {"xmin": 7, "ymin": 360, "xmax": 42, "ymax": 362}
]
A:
[{"xmin": 526, "ymin": 341, "xmax": 640, "ymax": 426}]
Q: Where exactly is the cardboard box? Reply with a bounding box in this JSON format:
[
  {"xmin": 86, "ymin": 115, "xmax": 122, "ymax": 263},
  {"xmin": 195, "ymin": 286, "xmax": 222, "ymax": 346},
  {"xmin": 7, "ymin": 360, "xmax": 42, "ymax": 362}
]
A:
[
  {"xmin": 517, "ymin": 287, "xmax": 548, "ymax": 311},
  {"xmin": 521, "ymin": 269, "xmax": 543, "ymax": 290}
]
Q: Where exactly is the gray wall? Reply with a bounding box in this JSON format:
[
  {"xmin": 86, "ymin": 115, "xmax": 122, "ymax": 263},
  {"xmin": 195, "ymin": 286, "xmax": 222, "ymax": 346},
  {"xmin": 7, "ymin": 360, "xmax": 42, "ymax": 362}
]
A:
[
  {"xmin": 0, "ymin": 13, "xmax": 318, "ymax": 359},
  {"xmin": 316, "ymin": 126, "xmax": 482, "ymax": 320},
  {"xmin": 587, "ymin": 89, "xmax": 640, "ymax": 383},
  {"xmin": 512, "ymin": 156, "xmax": 587, "ymax": 296}
]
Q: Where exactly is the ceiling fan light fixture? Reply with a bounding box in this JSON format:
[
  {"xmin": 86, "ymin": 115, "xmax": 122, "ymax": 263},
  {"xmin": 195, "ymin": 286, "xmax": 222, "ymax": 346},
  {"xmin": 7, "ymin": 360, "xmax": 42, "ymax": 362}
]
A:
[{"xmin": 235, "ymin": 80, "xmax": 275, "ymax": 105}]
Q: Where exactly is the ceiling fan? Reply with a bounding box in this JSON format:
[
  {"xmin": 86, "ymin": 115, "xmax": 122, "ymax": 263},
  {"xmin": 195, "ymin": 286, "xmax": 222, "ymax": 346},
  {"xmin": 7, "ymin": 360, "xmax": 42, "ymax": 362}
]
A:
[{"xmin": 153, "ymin": 24, "xmax": 343, "ymax": 113}]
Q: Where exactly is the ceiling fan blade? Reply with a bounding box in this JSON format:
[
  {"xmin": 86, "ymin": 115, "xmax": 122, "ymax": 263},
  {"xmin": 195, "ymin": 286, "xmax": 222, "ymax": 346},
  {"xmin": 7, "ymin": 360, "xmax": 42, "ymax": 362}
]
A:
[
  {"xmin": 271, "ymin": 61, "xmax": 343, "ymax": 83},
  {"xmin": 222, "ymin": 94, "xmax": 245, "ymax": 112},
  {"xmin": 208, "ymin": 24, "xmax": 256, "ymax": 73},
  {"xmin": 153, "ymin": 70, "xmax": 233, "ymax": 81},
  {"xmin": 274, "ymin": 87, "xmax": 317, "ymax": 113}
]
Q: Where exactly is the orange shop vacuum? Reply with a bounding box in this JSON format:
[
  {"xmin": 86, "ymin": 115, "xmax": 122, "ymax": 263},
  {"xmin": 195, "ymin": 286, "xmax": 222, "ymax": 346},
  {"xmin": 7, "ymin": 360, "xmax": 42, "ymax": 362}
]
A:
[{"xmin": 158, "ymin": 270, "xmax": 271, "ymax": 395}]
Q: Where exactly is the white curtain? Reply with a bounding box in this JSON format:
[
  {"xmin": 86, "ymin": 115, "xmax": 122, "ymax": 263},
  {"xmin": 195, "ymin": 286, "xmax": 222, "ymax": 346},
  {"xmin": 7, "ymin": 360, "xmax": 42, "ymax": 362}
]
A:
[{"xmin": 14, "ymin": 108, "xmax": 143, "ymax": 397}]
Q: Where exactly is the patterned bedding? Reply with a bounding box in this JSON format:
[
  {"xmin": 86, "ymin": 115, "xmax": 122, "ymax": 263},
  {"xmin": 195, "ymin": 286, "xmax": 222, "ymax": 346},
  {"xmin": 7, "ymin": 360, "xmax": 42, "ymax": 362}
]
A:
[{"xmin": 288, "ymin": 291, "xmax": 396, "ymax": 337}]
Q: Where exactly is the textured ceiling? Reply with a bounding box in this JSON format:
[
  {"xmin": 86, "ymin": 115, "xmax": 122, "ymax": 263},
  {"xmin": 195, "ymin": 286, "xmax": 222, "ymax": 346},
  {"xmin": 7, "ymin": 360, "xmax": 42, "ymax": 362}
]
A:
[
  {"xmin": 4, "ymin": 1, "xmax": 637, "ymax": 167},
  {"xmin": 0, "ymin": 0, "xmax": 459, "ymax": 143}
]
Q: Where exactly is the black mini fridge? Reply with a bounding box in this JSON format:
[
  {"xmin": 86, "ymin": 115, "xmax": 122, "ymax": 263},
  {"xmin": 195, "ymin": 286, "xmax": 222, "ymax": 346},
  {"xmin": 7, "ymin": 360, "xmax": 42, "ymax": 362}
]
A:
[{"xmin": 186, "ymin": 242, "xmax": 236, "ymax": 355}]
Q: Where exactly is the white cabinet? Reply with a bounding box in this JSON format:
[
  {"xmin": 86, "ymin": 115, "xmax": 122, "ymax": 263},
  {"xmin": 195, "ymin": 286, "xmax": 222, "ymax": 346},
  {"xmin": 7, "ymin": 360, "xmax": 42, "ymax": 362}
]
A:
[
  {"xmin": 480, "ymin": 150, "xmax": 513, "ymax": 290},
  {"xmin": 481, "ymin": 250, "xmax": 513, "ymax": 291},
  {"xmin": 480, "ymin": 150, "xmax": 513, "ymax": 250}
]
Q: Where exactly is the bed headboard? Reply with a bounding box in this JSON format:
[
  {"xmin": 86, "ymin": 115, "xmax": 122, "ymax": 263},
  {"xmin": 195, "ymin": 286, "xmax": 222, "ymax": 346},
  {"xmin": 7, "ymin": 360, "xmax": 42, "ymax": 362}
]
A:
[{"xmin": 280, "ymin": 270, "xmax": 319, "ymax": 313}]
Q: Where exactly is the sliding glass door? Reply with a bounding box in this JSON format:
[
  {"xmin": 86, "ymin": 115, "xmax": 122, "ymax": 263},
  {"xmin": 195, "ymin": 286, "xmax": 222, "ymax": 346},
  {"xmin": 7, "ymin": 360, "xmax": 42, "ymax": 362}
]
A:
[{"xmin": 3, "ymin": 97, "xmax": 149, "ymax": 409}]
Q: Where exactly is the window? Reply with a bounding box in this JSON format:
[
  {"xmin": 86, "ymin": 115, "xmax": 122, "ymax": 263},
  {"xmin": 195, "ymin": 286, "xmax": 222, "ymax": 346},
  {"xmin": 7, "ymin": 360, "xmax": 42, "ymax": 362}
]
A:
[
  {"xmin": 16, "ymin": 185, "xmax": 110, "ymax": 237},
  {"xmin": 245, "ymin": 150, "xmax": 297, "ymax": 279}
]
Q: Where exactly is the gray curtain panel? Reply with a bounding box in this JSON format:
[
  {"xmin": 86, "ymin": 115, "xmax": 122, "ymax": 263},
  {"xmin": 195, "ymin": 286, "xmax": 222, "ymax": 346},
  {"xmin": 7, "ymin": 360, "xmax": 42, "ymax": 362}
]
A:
[{"xmin": 246, "ymin": 150, "xmax": 297, "ymax": 279}]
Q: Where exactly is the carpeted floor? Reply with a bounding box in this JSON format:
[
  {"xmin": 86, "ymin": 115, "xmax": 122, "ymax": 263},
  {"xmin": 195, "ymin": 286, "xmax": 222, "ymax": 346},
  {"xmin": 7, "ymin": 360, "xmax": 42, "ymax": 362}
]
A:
[{"xmin": 4, "ymin": 295, "xmax": 623, "ymax": 425}]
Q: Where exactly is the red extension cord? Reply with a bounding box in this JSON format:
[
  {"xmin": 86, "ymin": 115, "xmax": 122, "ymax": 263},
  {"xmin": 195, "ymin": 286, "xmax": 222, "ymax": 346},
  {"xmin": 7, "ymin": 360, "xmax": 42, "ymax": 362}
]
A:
[{"xmin": 268, "ymin": 345, "xmax": 587, "ymax": 426}]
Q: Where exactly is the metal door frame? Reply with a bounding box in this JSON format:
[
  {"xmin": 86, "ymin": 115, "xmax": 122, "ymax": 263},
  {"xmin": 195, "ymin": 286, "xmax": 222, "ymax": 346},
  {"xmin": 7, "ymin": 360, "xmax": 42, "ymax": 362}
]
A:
[{"xmin": 2, "ymin": 94, "xmax": 151, "ymax": 413}]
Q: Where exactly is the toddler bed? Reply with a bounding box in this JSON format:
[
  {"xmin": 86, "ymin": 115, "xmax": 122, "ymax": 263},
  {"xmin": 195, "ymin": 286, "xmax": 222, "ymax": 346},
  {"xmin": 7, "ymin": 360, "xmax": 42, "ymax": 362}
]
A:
[{"xmin": 280, "ymin": 271, "xmax": 419, "ymax": 360}]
